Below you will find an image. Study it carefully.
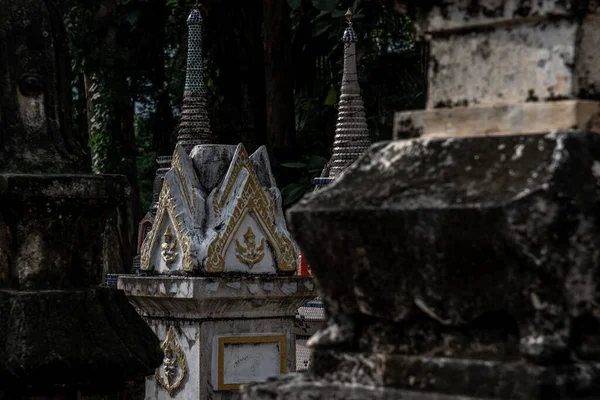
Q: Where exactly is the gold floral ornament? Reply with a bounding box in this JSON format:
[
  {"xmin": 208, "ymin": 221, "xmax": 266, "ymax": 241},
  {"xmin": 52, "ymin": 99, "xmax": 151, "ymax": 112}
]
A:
[
  {"xmin": 161, "ymin": 226, "xmax": 178, "ymax": 264},
  {"xmin": 156, "ymin": 327, "xmax": 186, "ymax": 397},
  {"xmin": 206, "ymin": 145, "xmax": 297, "ymax": 273},
  {"xmin": 235, "ymin": 227, "xmax": 265, "ymax": 268},
  {"xmin": 140, "ymin": 178, "xmax": 195, "ymax": 273}
]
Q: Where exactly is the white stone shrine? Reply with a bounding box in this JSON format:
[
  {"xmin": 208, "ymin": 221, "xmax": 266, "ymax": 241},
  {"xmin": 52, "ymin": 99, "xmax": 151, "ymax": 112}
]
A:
[
  {"xmin": 119, "ymin": 6, "xmax": 313, "ymax": 400},
  {"xmin": 119, "ymin": 143, "xmax": 314, "ymax": 400}
]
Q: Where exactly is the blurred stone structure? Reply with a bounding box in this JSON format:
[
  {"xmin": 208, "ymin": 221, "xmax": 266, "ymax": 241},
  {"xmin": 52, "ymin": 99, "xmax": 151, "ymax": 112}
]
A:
[
  {"xmin": 0, "ymin": 0, "xmax": 162, "ymax": 397},
  {"xmin": 242, "ymin": 1, "xmax": 600, "ymax": 399}
]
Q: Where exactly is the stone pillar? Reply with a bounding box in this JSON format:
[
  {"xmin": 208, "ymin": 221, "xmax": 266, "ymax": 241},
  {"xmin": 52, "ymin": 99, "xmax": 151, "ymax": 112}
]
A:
[
  {"xmin": 120, "ymin": 144, "xmax": 313, "ymax": 400},
  {"xmin": 394, "ymin": 0, "xmax": 600, "ymax": 140},
  {"xmin": 241, "ymin": 1, "xmax": 600, "ymax": 399},
  {"xmin": 0, "ymin": 0, "xmax": 162, "ymax": 397}
]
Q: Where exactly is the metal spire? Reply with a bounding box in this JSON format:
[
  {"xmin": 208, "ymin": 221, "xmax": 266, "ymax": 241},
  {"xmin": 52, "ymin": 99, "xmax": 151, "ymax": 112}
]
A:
[
  {"xmin": 176, "ymin": 5, "xmax": 214, "ymax": 154},
  {"xmin": 328, "ymin": 8, "xmax": 371, "ymax": 178}
]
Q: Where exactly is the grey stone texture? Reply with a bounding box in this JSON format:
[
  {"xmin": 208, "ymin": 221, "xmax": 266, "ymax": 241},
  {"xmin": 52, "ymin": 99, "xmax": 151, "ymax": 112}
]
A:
[
  {"xmin": 393, "ymin": 100, "xmax": 600, "ymax": 140},
  {"xmin": 120, "ymin": 275, "xmax": 314, "ymax": 400},
  {"xmin": 0, "ymin": 0, "xmax": 162, "ymax": 394},
  {"xmin": 291, "ymin": 132, "xmax": 600, "ymax": 358},
  {"xmin": 119, "ymin": 276, "xmax": 316, "ymax": 320},
  {"xmin": 0, "ymin": 174, "xmax": 131, "ymax": 290},
  {"xmin": 0, "ymin": 288, "xmax": 162, "ymax": 392},
  {"xmin": 243, "ymin": 131, "xmax": 600, "ymax": 399},
  {"xmin": 0, "ymin": 0, "xmax": 89, "ymax": 174},
  {"xmin": 406, "ymin": 0, "xmax": 600, "ymax": 109},
  {"xmin": 245, "ymin": 2, "xmax": 600, "ymax": 399}
]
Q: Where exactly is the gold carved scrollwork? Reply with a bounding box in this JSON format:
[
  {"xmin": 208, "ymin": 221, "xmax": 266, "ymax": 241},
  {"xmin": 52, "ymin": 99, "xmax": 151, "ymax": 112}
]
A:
[
  {"xmin": 181, "ymin": 232, "xmax": 193, "ymax": 272},
  {"xmin": 155, "ymin": 327, "xmax": 186, "ymax": 397},
  {"xmin": 206, "ymin": 146, "xmax": 296, "ymax": 273},
  {"xmin": 140, "ymin": 180, "xmax": 194, "ymax": 272},
  {"xmin": 172, "ymin": 149, "xmax": 194, "ymax": 213}
]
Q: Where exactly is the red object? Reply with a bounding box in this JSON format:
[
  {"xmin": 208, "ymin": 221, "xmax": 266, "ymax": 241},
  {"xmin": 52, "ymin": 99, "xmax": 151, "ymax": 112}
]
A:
[{"xmin": 298, "ymin": 252, "xmax": 311, "ymax": 276}]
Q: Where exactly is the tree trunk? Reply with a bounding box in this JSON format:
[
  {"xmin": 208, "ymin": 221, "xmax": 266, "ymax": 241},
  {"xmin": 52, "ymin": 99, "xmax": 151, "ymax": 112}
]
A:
[
  {"xmin": 261, "ymin": 0, "xmax": 296, "ymax": 179},
  {"xmin": 84, "ymin": 0, "xmax": 139, "ymax": 266},
  {"xmin": 206, "ymin": 0, "xmax": 266, "ymax": 153},
  {"xmin": 150, "ymin": 0, "xmax": 174, "ymax": 156},
  {"xmin": 262, "ymin": 0, "xmax": 296, "ymax": 151}
]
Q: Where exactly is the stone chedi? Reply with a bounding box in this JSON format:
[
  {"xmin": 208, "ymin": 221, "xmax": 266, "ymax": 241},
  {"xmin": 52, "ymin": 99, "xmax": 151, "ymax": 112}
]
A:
[
  {"xmin": 119, "ymin": 6, "xmax": 313, "ymax": 400},
  {"xmin": 176, "ymin": 6, "xmax": 215, "ymax": 153},
  {"xmin": 242, "ymin": 1, "xmax": 600, "ymax": 399},
  {"xmin": 315, "ymin": 10, "xmax": 371, "ymax": 187},
  {"xmin": 0, "ymin": 0, "xmax": 162, "ymax": 396}
]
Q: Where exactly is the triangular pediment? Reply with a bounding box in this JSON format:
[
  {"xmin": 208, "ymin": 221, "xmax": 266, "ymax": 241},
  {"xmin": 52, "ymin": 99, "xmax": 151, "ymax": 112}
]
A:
[
  {"xmin": 140, "ymin": 168, "xmax": 197, "ymax": 273},
  {"xmin": 143, "ymin": 143, "xmax": 298, "ymax": 275}
]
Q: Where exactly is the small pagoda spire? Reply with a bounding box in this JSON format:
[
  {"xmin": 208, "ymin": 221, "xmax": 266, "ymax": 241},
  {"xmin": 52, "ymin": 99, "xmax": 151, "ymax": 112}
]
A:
[
  {"xmin": 176, "ymin": 5, "xmax": 214, "ymax": 154},
  {"xmin": 328, "ymin": 8, "xmax": 371, "ymax": 178}
]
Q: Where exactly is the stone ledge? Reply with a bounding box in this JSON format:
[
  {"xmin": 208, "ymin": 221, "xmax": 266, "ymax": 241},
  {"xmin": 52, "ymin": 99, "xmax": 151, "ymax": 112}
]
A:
[
  {"xmin": 241, "ymin": 372, "xmax": 502, "ymax": 400},
  {"xmin": 311, "ymin": 350, "xmax": 600, "ymax": 399},
  {"xmin": 0, "ymin": 288, "xmax": 162, "ymax": 391},
  {"xmin": 393, "ymin": 101, "xmax": 600, "ymax": 140},
  {"xmin": 0, "ymin": 173, "xmax": 130, "ymax": 200},
  {"xmin": 119, "ymin": 275, "xmax": 316, "ymax": 319},
  {"xmin": 412, "ymin": 0, "xmax": 576, "ymax": 35}
]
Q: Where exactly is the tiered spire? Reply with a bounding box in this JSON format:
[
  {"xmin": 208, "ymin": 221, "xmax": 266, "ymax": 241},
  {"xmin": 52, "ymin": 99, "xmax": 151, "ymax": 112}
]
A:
[
  {"xmin": 176, "ymin": 5, "xmax": 214, "ymax": 153},
  {"xmin": 328, "ymin": 9, "xmax": 371, "ymax": 178}
]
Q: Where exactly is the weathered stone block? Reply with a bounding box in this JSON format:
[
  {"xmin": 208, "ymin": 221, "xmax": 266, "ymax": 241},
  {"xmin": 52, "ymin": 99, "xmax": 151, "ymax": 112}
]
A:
[
  {"xmin": 428, "ymin": 18, "xmax": 577, "ymax": 108},
  {"xmin": 0, "ymin": 174, "xmax": 131, "ymax": 290},
  {"xmin": 310, "ymin": 350, "xmax": 600, "ymax": 399},
  {"xmin": 0, "ymin": 288, "xmax": 162, "ymax": 392},
  {"xmin": 412, "ymin": 2, "xmax": 600, "ymax": 108},
  {"xmin": 413, "ymin": 0, "xmax": 574, "ymax": 34},
  {"xmin": 241, "ymin": 373, "xmax": 409, "ymax": 400},
  {"xmin": 289, "ymin": 131, "xmax": 600, "ymax": 370}
]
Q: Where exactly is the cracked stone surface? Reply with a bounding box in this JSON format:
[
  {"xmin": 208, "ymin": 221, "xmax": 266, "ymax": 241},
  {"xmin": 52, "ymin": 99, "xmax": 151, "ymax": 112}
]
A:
[
  {"xmin": 241, "ymin": 131, "xmax": 600, "ymax": 399},
  {"xmin": 290, "ymin": 132, "xmax": 600, "ymax": 360},
  {"xmin": 0, "ymin": 0, "xmax": 162, "ymax": 394}
]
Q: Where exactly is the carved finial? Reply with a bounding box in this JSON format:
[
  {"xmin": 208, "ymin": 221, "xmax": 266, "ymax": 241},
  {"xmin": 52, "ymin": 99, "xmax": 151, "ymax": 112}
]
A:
[
  {"xmin": 345, "ymin": 8, "xmax": 353, "ymax": 27},
  {"xmin": 177, "ymin": 5, "xmax": 214, "ymax": 154},
  {"xmin": 155, "ymin": 327, "xmax": 186, "ymax": 396}
]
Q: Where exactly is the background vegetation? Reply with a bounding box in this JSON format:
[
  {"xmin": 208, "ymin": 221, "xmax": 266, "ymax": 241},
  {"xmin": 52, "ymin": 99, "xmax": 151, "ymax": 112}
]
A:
[{"xmin": 57, "ymin": 0, "xmax": 425, "ymax": 220}]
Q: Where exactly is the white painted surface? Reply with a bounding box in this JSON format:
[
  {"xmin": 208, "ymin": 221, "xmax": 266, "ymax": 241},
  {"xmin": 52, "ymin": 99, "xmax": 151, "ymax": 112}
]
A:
[
  {"xmin": 223, "ymin": 212, "xmax": 276, "ymax": 274},
  {"xmin": 222, "ymin": 341, "xmax": 281, "ymax": 385}
]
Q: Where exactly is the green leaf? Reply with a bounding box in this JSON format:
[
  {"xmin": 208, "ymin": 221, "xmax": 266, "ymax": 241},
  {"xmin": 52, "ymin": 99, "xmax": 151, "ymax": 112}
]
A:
[
  {"xmin": 281, "ymin": 184, "xmax": 309, "ymax": 206},
  {"xmin": 314, "ymin": 20, "xmax": 332, "ymax": 37},
  {"xmin": 324, "ymin": 86, "xmax": 337, "ymax": 105},
  {"xmin": 314, "ymin": 10, "xmax": 332, "ymax": 20},
  {"xmin": 287, "ymin": 0, "xmax": 302, "ymax": 10},
  {"xmin": 312, "ymin": 0, "xmax": 338, "ymax": 12},
  {"xmin": 308, "ymin": 155, "xmax": 328, "ymax": 169},
  {"xmin": 281, "ymin": 162, "xmax": 308, "ymax": 169}
]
